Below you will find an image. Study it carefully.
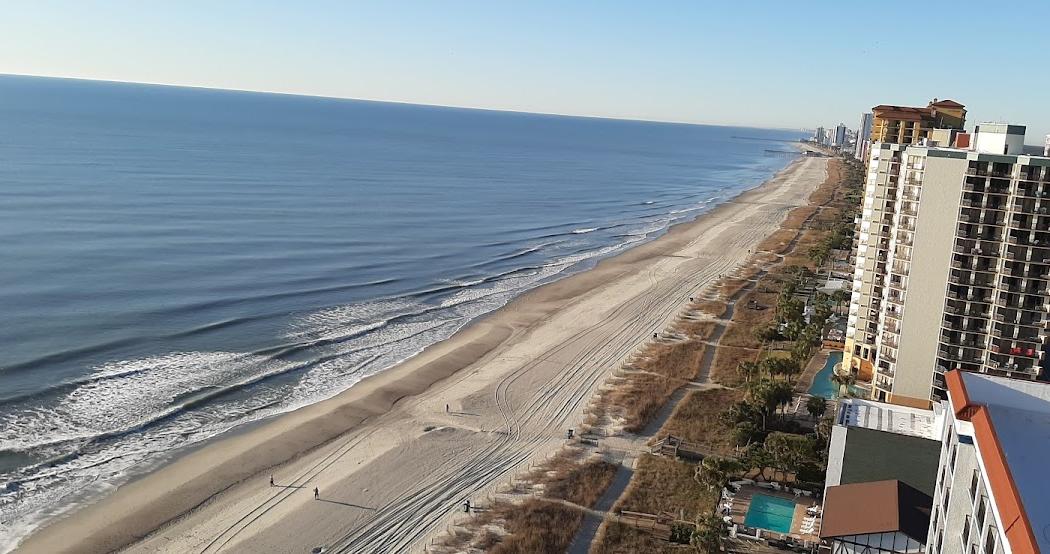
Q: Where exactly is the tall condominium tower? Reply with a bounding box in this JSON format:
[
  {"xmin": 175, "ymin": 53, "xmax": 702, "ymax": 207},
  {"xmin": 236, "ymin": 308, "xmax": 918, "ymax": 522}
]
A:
[
  {"xmin": 845, "ymin": 124, "xmax": 1050, "ymax": 407},
  {"xmin": 834, "ymin": 123, "xmax": 848, "ymax": 149},
  {"xmin": 844, "ymin": 99, "xmax": 967, "ymax": 387}
]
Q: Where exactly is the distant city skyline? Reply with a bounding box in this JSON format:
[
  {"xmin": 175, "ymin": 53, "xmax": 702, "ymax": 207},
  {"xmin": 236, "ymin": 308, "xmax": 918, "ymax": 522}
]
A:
[{"xmin": 3, "ymin": 1, "xmax": 1050, "ymax": 138}]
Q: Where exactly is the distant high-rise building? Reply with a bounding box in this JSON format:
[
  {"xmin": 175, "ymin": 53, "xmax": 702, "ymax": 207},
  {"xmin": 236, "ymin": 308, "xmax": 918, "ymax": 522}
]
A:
[
  {"xmin": 1044, "ymin": 134, "xmax": 1050, "ymax": 156},
  {"xmin": 815, "ymin": 126, "xmax": 826, "ymax": 146},
  {"xmin": 845, "ymin": 123, "xmax": 1050, "ymax": 407},
  {"xmin": 835, "ymin": 123, "xmax": 848, "ymax": 148},
  {"xmin": 855, "ymin": 112, "xmax": 874, "ymax": 160},
  {"xmin": 870, "ymin": 99, "xmax": 966, "ymax": 145}
]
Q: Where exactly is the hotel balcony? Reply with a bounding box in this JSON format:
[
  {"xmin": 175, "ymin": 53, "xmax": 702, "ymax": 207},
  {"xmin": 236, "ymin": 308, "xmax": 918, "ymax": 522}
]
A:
[
  {"xmin": 1009, "ymin": 213, "xmax": 1050, "ymax": 232},
  {"xmin": 949, "ymin": 269, "xmax": 995, "ymax": 289},
  {"xmin": 957, "ymin": 210, "xmax": 1005, "ymax": 226},
  {"xmin": 950, "ymin": 255, "xmax": 997, "ymax": 273},
  {"xmin": 1006, "ymin": 231, "xmax": 1050, "ymax": 248},
  {"xmin": 941, "ymin": 320, "xmax": 988, "ymax": 336},
  {"xmin": 1012, "ymin": 198, "xmax": 1050, "ymax": 215},
  {"xmin": 996, "ymin": 280, "xmax": 1048, "ymax": 295},
  {"xmin": 962, "ymin": 178, "xmax": 1010, "ymax": 195},
  {"xmin": 1004, "ymin": 245, "xmax": 1050, "ymax": 264},
  {"xmin": 944, "ymin": 300, "xmax": 991, "ymax": 320},
  {"xmin": 875, "ymin": 375, "xmax": 893, "ymax": 387},
  {"xmin": 1003, "ymin": 262, "xmax": 1050, "ymax": 281},
  {"xmin": 1014, "ymin": 185, "xmax": 1050, "ymax": 199},
  {"xmin": 938, "ymin": 357, "xmax": 983, "ymax": 375},
  {"xmin": 939, "ymin": 338, "xmax": 987, "ymax": 353},
  {"xmin": 955, "ymin": 224, "xmax": 1002, "ymax": 242},
  {"xmin": 989, "ymin": 331, "xmax": 1044, "ymax": 349},
  {"xmin": 985, "ymin": 353, "xmax": 1039, "ymax": 374},
  {"xmin": 937, "ymin": 347, "xmax": 984, "ymax": 365},
  {"xmin": 992, "ymin": 309, "xmax": 1045, "ymax": 328},
  {"xmin": 992, "ymin": 292, "xmax": 1045, "ymax": 309},
  {"xmin": 940, "ymin": 329, "xmax": 987, "ymax": 346},
  {"xmin": 1019, "ymin": 166, "xmax": 1050, "ymax": 182},
  {"xmin": 947, "ymin": 289, "xmax": 992, "ymax": 305},
  {"xmin": 954, "ymin": 238, "xmax": 1001, "ymax": 258}
]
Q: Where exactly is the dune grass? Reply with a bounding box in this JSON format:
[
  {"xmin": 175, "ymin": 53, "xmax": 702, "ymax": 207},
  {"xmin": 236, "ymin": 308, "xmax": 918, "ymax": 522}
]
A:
[
  {"xmin": 438, "ymin": 453, "xmax": 618, "ymax": 554},
  {"xmin": 592, "ymin": 454, "xmax": 717, "ymax": 554}
]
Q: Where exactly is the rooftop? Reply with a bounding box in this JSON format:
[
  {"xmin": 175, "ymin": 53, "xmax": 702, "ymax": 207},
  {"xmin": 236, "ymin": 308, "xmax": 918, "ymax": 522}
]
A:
[
  {"xmin": 836, "ymin": 398, "xmax": 942, "ymax": 440},
  {"xmin": 820, "ymin": 480, "xmax": 932, "ymax": 542},
  {"xmin": 872, "ymin": 105, "xmax": 932, "ymax": 122},
  {"xmin": 946, "ymin": 371, "xmax": 1050, "ymax": 554},
  {"xmin": 836, "ymin": 427, "xmax": 941, "ymax": 497},
  {"xmin": 871, "ymin": 99, "xmax": 965, "ymax": 123}
]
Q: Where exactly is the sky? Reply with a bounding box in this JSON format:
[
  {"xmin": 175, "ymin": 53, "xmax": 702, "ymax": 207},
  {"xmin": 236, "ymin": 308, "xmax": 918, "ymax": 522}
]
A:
[{"xmin": 3, "ymin": 1, "xmax": 1050, "ymax": 138}]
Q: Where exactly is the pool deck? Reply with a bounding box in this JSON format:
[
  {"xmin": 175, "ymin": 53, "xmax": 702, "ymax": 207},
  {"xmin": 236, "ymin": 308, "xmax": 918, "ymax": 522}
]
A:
[
  {"xmin": 796, "ymin": 349, "xmax": 832, "ymax": 394},
  {"xmin": 724, "ymin": 485, "xmax": 821, "ymax": 543}
]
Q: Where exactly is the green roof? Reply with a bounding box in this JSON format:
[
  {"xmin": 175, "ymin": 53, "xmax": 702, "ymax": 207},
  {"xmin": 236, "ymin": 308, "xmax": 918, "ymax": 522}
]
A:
[{"xmin": 839, "ymin": 427, "xmax": 941, "ymax": 497}]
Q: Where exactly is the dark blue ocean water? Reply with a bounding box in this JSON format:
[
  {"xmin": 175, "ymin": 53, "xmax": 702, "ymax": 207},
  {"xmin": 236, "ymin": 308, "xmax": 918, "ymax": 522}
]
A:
[{"xmin": 0, "ymin": 74, "xmax": 800, "ymax": 544}]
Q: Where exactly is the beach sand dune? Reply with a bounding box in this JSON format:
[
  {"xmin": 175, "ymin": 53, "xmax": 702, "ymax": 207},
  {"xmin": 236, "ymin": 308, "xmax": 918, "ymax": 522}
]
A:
[{"xmin": 18, "ymin": 155, "xmax": 828, "ymax": 554}]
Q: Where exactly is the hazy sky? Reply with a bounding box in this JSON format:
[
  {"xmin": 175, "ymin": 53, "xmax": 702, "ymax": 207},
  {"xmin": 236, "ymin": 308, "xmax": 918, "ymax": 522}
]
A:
[{"xmin": 3, "ymin": 1, "xmax": 1050, "ymax": 138}]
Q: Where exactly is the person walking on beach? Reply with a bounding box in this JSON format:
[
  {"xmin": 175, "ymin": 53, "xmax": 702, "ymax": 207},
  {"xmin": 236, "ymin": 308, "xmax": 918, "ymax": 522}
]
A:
[
  {"xmin": 269, "ymin": 475, "xmax": 274, "ymax": 487},
  {"xmin": 314, "ymin": 487, "xmax": 319, "ymax": 500},
  {"xmin": 446, "ymin": 403, "xmax": 449, "ymax": 413}
]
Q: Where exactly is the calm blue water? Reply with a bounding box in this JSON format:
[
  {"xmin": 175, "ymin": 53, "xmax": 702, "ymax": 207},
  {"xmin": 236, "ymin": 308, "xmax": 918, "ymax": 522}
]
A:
[
  {"xmin": 0, "ymin": 74, "xmax": 801, "ymax": 544},
  {"xmin": 743, "ymin": 493, "xmax": 796, "ymax": 534},
  {"xmin": 808, "ymin": 351, "xmax": 845, "ymax": 399}
]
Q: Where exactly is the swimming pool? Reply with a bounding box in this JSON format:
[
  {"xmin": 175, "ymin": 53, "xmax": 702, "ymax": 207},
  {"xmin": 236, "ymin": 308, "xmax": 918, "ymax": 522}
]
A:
[
  {"xmin": 743, "ymin": 493, "xmax": 796, "ymax": 534},
  {"xmin": 807, "ymin": 351, "xmax": 844, "ymax": 399}
]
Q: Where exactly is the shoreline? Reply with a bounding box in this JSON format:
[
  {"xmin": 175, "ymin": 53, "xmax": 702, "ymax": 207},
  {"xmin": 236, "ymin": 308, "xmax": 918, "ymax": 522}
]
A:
[{"xmin": 16, "ymin": 149, "xmax": 827, "ymax": 554}]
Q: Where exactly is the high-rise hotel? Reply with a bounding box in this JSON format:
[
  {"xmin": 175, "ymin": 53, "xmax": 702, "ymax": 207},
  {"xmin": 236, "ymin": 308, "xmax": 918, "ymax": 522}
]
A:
[
  {"xmin": 843, "ymin": 100, "xmax": 968, "ymax": 387},
  {"xmin": 844, "ymin": 113, "xmax": 1050, "ymax": 407}
]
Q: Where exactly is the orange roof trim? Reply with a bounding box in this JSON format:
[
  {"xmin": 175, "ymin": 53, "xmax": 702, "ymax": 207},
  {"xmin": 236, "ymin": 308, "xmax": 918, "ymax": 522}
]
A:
[
  {"xmin": 971, "ymin": 407, "xmax": 1040, "ymax": 554},
  {"xmin": 944, "ymin": 370, "xmax": 976, "ymax": 421},
  {"xmin": 945, "ymin": 370, "xmax": 1041, "ymax": 554}
]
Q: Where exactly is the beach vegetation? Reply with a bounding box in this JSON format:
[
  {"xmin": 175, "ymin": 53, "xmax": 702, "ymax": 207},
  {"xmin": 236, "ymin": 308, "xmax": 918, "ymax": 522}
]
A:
[
  {"xmin": 690, "ymin": 514, "xmax": 727, "ymax": 553},
  {"xmin": 806, "ymin": 395, "xmax": 826, "ymax": 420},
  {"xmin": 438, "ymin": 453, "xmax": 618, "ymax": 553},
  {"xmin": 695, "ymin": 455, "xmax": 743, "ymax": 491}
]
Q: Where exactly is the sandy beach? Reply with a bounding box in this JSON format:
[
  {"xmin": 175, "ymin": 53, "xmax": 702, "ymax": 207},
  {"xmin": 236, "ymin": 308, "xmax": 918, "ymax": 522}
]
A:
[{"xmin": 17, "ymin": 152, "xmax": 828, "ymax": 554}]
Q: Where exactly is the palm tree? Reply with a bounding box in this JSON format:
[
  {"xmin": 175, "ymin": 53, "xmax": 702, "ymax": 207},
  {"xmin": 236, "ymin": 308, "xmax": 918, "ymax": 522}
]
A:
[
  {"xmin": 691, "ymin": 514, "xmax": 727, "ymax": 553},
  {"xmin": 736, "ymin": 360, "xmax": 761, "ymax": 384},
  {"xmin": 806, "ymin": 395, "xmax": 827, "ymax": 420},
  {"xmin": 695, "ymin": 456, "xmax": 744, "ymax": 492},
  {"xmin": 748, "ymin": 379, "xmax": 794, "ymax": 429},
  {"xmin": 830, "ymin": 371, "xmax": 856, "ymax": 398}
]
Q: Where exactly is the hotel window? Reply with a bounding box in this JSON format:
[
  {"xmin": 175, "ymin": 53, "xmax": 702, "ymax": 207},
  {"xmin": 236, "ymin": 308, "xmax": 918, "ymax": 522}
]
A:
[
  {"xmin": 962, "ymin": 515, "xmax": 971, "ymax": 545},
  {"xmin": 969, "ymin": 469, "xmax": 980, "ymax": 501},
  {"xmin": 984, "ymin": 530, "xmax": 996, "ymax": 554},
  {"xmin": 976, "ymin": 497, "xmax": 986, "ymax": 529}
]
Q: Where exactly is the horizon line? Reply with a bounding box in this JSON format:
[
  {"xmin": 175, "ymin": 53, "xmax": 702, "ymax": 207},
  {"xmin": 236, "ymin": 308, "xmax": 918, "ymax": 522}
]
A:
[{"xmin": 0, "ymin": 71, "xmax": 802, "ymax": 133}]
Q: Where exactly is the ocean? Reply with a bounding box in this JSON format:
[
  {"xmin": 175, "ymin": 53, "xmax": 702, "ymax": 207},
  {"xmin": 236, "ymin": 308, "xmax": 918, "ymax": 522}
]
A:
[{"xmin": 0, "ymin": 74, "xmax": 801, "ymax": 546}]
